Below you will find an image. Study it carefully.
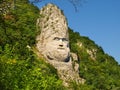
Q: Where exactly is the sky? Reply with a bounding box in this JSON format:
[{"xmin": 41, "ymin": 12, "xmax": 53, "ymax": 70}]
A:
[{"xmin": 32, "ymin": 0, "xmax": 120, "ymax": 64}]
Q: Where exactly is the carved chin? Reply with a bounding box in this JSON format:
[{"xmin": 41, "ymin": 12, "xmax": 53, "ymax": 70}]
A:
[{"xmin": 46, "ymin": 50, "xmax": 70, "ymax": 62}]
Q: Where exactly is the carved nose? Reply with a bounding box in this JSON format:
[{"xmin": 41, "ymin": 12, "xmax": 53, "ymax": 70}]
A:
[{"xmin": 59, "ymin": 39, "xmax": 63, "ymax": 47}]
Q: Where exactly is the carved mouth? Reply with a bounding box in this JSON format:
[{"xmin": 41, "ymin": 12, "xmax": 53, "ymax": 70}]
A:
[{"xmin": 57, "ymin": 48, "xmax": 65, "ymax": 50}]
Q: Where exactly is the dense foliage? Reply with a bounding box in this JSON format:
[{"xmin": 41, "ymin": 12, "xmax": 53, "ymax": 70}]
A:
[
  {"xmin": 0, "ymin": 0, "xmax": 120, "ymax": 90},
  {"xmin": 69, "ymin": 28, "xmax": 120, "ymax": 89},
  {"xmin": 0, "ymin": 0, "xmax": 64, "ymax": 90}
]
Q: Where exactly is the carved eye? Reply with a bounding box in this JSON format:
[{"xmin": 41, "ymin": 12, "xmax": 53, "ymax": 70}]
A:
[
  {"xmin": 53, "ymin": 37, "xmax": 68, "ymax": 41},
  {"xmin": 62, "ymin": 38, "xmax": 68, "ymax": 41}
]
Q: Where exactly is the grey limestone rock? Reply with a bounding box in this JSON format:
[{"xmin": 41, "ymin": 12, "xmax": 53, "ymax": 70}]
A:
[
  {"xmin": 36, "ymin": 3, "xmax": 70, "ymax": 62},
  {"xmin": 36, "ymin": 3, "xmax": 84, "ymax": 86}
]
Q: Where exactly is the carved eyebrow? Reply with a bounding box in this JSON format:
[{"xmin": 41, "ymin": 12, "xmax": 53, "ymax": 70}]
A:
[{"xmin": 53, "ymin": 37, "xmax": 60, "ymax": 40}]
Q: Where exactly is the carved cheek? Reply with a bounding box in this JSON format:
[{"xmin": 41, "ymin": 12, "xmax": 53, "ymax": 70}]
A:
[{"xmin": 47, "ymin": 41, "xmax": 57, "ymax": 50}]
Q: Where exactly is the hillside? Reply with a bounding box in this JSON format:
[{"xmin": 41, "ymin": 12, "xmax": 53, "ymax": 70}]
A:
[
  {"xmin": 69, "ymin": 28, "xmax": 120, "ymax": 89},
  {"xmin": 0, "ymin": 0, "xmax": 120, "ymax": 90}
]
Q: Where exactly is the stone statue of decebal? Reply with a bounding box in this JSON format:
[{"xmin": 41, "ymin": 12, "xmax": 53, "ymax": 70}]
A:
[
  {"xmin": 36, "ymin": 3, "xmax": 84, "ymax": 86},
  {"xmin": 36, "ymin": 3, "xmax": 70, "ymax": 62}
]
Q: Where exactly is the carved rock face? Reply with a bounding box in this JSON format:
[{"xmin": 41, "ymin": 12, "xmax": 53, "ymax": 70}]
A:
[
  {"xmin": 43, "ymin": 35, "xmax": 70, "ymax": 62},
  {"xmin": 36, "ymin": 3, "xmax": 70, "ymax": 62},
  {"xmin": 36, "ymin": 3, "xmax": 84, "ymax": 86}
]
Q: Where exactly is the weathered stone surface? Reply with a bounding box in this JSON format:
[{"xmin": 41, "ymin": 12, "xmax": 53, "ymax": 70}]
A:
[
  {"xmin": 71, "ymin": 53, "xmax": 80, "ymax": 73},
  {"xmin": 49, "ymin": 58, "xmax": 84, "ymax": 86},
  {"xmin": 36, "ymin": 3, "xmax": 84, "ymax": 86},
  {"xmin": 87, "ymin": 49, "xmax": 97, "ymax": 60},
  {"xmin": 36, "ymin": 3, "xmax": 70, "ymax": 62}
]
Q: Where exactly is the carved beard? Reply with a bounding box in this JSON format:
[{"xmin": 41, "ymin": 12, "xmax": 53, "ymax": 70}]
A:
[{"xmin": 43, "ymin": 38, "xmax": 70, "ymax": 62}]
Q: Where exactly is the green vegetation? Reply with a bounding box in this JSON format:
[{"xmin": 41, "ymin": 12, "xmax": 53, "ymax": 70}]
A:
[
  {"xmin": 69, "ymin": 28, "xmax": 120, "ymax": 90},
  {"xmin": 0, "ymin": 0, "xmax": 64, "ymax": 90},
  {"xmin": 0, "ymin": 0, "xmax": 120, "ymax": 90}
]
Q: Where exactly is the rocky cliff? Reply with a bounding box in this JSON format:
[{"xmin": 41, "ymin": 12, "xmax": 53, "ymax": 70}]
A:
[{"xmin": 36, "ymin": 3, "xmax": 84, "ymax": 86}]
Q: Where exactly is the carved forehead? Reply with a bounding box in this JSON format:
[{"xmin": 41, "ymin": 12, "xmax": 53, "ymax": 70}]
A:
[{"xmin": 37, "ymin": 3, "xmax": 68, "ymax": 39}]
